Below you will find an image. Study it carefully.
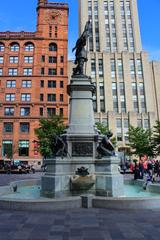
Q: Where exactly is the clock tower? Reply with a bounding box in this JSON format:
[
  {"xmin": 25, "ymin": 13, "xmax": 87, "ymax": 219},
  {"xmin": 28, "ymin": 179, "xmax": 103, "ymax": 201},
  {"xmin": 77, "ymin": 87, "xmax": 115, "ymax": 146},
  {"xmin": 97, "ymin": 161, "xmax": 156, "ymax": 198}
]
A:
[{"xmin": 36, "ymin": 0, "xmax": 68, "ymax": 39}]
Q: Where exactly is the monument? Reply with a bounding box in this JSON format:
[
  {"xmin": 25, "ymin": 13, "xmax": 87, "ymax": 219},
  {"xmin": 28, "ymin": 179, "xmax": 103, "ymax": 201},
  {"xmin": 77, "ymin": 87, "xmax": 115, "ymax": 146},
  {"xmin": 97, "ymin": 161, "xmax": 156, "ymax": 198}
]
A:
[{"xmin": 41, "ymin": 21, "xmax": 124, "ymax": 198}]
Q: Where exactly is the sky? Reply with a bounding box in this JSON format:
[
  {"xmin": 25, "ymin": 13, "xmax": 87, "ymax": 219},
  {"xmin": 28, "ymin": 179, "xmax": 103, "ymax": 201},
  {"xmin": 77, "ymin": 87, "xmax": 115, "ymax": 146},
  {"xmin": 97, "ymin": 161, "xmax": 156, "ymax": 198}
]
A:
[{"xmin": 0, "ymin": 0, "xmax": 160, "ymax": 60}]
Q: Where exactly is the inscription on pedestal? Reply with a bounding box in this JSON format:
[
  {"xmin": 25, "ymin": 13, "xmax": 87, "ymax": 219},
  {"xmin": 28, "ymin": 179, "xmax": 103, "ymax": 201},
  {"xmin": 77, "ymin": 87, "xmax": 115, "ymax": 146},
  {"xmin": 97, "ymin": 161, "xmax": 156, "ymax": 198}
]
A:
[{"xmin": 72, "ymin": 142, "xmax": 93, "ymax": 157}]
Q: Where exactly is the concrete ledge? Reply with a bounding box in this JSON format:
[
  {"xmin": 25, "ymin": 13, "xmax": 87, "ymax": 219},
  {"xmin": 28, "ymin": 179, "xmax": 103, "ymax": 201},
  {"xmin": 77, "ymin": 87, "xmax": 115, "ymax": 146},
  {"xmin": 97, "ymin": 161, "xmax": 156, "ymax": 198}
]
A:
[
  {"xmin": 92, "ymin": 196, "xmax": 160, "ymax": 210},
  {"xmin": 0, "ymin": 197, "xmax": 82, "ymax": 211},
  {"xmin": 1, "ymin": 179, "xmax": 160, "ymax": 211}
]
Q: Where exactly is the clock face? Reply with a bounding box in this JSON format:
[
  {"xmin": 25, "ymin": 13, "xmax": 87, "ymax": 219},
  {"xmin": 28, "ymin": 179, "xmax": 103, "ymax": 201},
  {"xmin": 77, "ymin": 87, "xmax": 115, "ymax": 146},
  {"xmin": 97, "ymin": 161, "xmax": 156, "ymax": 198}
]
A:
[{"xmin": 45, "ymin": 10, "xmax": 62, "ymax": 24}]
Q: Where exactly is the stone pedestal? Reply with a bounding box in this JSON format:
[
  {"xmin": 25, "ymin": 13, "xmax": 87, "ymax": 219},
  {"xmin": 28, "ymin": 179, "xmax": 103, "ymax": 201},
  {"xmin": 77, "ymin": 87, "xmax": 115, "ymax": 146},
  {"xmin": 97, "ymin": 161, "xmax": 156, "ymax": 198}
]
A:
[
  {"xmin": 41, "ymin": 75, "xmax": 124, "ymax": 198},
  {"xmin": 66, "ymin": 76, "xmax": 98, "ymax": 159},
  {"xmin": 95, "ymin": 157, "xmax": 124, "ymax": 197}
]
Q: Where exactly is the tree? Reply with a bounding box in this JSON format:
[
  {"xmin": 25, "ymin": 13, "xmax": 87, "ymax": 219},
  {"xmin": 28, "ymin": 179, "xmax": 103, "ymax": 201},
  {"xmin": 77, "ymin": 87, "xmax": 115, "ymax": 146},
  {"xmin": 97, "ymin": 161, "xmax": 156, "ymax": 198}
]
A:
[
  {"xmin": 128, "ymin": 125, "xmax": 154, "ymax": 159},
  {"xmin": 152, "ymin": 120, "xmax": 160, "ymax": 155},
  {"xmin": 95, "ymin": 122, "xmax": 117, "ymax": 147},
  {"xmin": 35, "ymin": 115, "xmax": 67, "ymax": 158}
]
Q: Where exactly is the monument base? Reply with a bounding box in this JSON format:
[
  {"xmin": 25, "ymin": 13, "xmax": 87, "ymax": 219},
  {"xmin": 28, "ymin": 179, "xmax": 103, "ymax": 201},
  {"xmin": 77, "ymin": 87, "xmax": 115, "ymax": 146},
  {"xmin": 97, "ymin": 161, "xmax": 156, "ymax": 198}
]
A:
[{"xmin": 41, "ymin": 156, "xmax": 124, "ymax": 198}]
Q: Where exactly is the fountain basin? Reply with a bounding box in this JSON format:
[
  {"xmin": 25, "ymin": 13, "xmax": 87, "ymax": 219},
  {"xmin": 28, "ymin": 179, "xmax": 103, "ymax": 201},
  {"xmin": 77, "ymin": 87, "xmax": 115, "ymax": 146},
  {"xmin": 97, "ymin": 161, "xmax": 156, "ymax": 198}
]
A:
[{"xmin": 1, "ymin": 178, "xmax": 160, "ymax": 211}]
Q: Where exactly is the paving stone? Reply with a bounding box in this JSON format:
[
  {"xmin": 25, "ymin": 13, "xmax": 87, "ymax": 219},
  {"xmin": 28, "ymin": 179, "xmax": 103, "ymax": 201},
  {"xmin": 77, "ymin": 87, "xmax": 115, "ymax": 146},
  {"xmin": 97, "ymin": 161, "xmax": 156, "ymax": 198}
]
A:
[{"xmin": 1, "ymin": 174, "xmax": 160, "ymax": 240}]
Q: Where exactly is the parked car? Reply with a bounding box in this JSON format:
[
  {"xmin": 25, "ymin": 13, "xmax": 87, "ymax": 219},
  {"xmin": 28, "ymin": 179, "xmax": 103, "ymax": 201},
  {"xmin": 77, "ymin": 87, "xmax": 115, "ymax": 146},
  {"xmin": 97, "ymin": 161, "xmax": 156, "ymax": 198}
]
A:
[{"xmin": 0, "ymin": 160, "xmax": 30, "ymax": 174}]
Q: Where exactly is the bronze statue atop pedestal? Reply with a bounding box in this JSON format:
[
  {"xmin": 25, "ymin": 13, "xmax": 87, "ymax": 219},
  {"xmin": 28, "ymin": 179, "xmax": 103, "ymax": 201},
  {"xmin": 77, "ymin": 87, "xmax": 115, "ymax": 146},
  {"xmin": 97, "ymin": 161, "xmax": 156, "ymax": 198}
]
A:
[{"xmin": 72, "ymin": 20, "xmax": 90, "ymax": 76}]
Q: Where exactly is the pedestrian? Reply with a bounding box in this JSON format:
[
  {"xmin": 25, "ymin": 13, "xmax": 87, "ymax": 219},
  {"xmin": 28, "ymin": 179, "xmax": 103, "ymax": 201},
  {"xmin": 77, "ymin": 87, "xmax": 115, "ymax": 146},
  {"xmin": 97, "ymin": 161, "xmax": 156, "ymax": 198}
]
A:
[
  {"xmin": 31, "ymin": 165, "xmax": 35, "ymax": 174},
  {"xmin": 139, "ymin": 160, "xmax": 144, "ymax": 179},
  {"xmin": 134, "ymin": 161, "xmax": 140, "ymax": 180}
]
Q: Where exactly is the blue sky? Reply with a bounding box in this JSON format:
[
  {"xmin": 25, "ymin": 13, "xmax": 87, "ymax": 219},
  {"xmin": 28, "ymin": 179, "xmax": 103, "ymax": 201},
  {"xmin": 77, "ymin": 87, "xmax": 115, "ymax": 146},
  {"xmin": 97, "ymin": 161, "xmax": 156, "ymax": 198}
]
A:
[{"xmin": 0, "ymin": 0, "xmax": 160, "ymax": 60}]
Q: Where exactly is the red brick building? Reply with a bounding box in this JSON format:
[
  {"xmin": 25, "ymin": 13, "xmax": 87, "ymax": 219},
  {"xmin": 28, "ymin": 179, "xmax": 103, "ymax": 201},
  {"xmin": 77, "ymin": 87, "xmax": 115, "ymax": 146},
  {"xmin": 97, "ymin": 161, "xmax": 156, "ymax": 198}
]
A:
[{"xmin": 0, "ymin": 0, "xmax": 68, "ymax": 167}]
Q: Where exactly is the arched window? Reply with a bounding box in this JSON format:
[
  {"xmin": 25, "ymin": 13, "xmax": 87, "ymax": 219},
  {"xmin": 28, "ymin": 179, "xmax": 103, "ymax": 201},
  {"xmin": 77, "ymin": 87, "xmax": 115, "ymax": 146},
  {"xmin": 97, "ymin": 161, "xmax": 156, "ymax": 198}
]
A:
[
  {"xmin": 25, "ymin": 42, "xmax": 34, "ymax": 51},
  {"xmin": 49, "ymin": 43, "xmax": 57, "ymax": 52},
  {"xmin": 0, "ymin": 43, "xmax": 5, "ymax": 52},
  {"xmin": 10, "ymin": 43, "xmax": 19, "ymax": 52}
]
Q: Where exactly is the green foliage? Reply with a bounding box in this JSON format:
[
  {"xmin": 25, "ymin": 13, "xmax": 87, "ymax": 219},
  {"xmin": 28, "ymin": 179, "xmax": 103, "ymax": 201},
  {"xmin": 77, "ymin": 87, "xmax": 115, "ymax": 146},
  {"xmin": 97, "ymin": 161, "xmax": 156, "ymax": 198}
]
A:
[
  {"xmin": 5, "ymin": 144, "xmax": 12, "ymax": 159},
  {"xmin": 35, "ymin": 115, "xmax": 66, "ymax": 158},
  {"xmin": 152, "ymin": 120, "xmax": 160, "ymax": 155},
  {"xmin": 95, "ymin": 122, "xmax": 117, "ymax": 147},
  {"xmin": 95, "ymin": 122, "xmax": 108, "ymax": 135},
  {"xmin": 128, "ymin": 125, "xmax": 154, "ymax": 158}
]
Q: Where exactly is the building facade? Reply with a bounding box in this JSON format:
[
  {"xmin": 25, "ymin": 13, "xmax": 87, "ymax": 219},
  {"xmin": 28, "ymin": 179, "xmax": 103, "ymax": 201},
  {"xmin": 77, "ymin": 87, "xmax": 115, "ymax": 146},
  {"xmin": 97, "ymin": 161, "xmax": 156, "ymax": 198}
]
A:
[
  {"xmin": 0, "ymin": 0, "xmax": 68, "ymax": 166},
  {"xmin": 78, "ymin": 0, "xmax": 160, "ymax": 149}
]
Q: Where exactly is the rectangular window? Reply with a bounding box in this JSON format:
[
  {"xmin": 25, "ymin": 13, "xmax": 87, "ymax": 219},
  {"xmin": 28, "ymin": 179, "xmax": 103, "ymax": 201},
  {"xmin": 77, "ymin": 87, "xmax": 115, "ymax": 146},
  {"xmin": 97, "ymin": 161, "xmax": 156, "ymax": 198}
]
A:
[
  {"xmin": 130, "ymin": 59, "xmax": 135, "ymax": 79},
  {"xmin": 40, "ymin": 94, "xmax": 44, "ymax": 101},
  {"xmin": 100, "ymin": 100, "xmax": 105, "ymax": 112},
  {"xmin": 117, "ymin": 59, "xmax": 123, "ymax": 79},
  {"xmin": 91, "ymin": 59, "xmax": 96, "ymax": 77},
  {"xmin": 47, "ymin": 108, "xmax": 56, "ymax": 116},
  {"xmin": 19, "ymin": 140, "xmax": 29, "ymax": 156},
  {"xmin": 139, "ymin": 83, "xmax": 146, "ymax": 112},
  {"xmin": 113, "ymin": 97, "xmax": 118, "ymax": 112},
  {"xmin": 24, "ymin": 56, "xmax": 33, "ymax": 63},
  {"xmin": 4, "ymin": 107, "xmax": 14, "ymax": 116},
  {"xmin": 133, "ymin": 95, "xmax": 139, "ymax": 112},
  {"xmin": 124, "ymin": 119, "xmax": 129, "ymax": 129},
  {"xmin": 60, "ymin": 56, "xmax": 64, "ymax": 63},
  {"xmin": 117, "ymin": 133, "xmax": 122, "ymax": 142},
  {"xmin": 21, "ymin": 94, "xmax": 31, "ymax": 102},
  {"xmin": 11, "ymin": 44, "xmax": 19, "ymax": 51},
  {"xmin": 23, "ymin": 68, "xmax": 32, "ymax": 76},
  {"xmin": 119, "ymin": 82, "xmax": 126, "ymax": 112},
  {"xmin": 137, "ymin": 119, "xmax": 142, "ymax": 128},
  {"xmin": 9, "ymin": 56, "xmax": 19, "ymax": 63},
  {"xmin": 48, "ymin": 80, "xmax": 56, "ymax": 88},
  {"xmin": 93, "ymin": 100, "xmax": 97, "ymax": 112},
  {"xmin": 60, "ymin": 94, "xmax": 64, "ymax": 102},
  {"xmin": 110, "ymin": 59, "xmax": 116, "ymax": 79},
  {"xmin": 98, "ymin": 59, "xmax": 103, "ymax": 77},
  {"xmin": 5, "ymin": 94, "xmax": 15, "ymax": 102},
  {"xmin": 119, "ymin": 82, "xmax": 125, "ymax": 96},
  {"xmin": 40, "ymin": 108, "xmax": 43, "ymax": 116},
  {"xmin": 60, "ymin": 108, "xmax": 63, "ymax": 116},
  {"xmin": 40, "ymin": 80, "xmax": 44, "ymax": 88},
  {"xmin": 4, "ymin": 123, "xmax": 13, "ymax": 133},
  {"xmin": 41, "ymin": 68, "xmax": 44, "ymax": 75},
  {"xmin": 60, "ymin": 81, "xmax": 64, "ymax": 88},
  {"xmin": 112, "ymin": 82, "xmax": 117, "ymax": 96},
  {"xmin": 100, "ymin": 84, "xmax": 104, "ymax": 96},
  {"xmin": 6, "ymin": 80, "xmax": 16, "ymax": 88},
  {"xmin": 112, "ymin": 82, "xmax": 118, "ymax": 112},
  {"xmin": 60, "ymin": 68, "xmax": 64, "ymax": 75},
  {"xmin": 8, "ymin": 68, "xmax": 17, "ymax": 76},
  {"xmin": 20, "ymin": 123, "xmax": 29, "ymax": 133},
  {"xmin": 2, "ymin": 140, "xmax": 12, "ymax": 158},
  {"xmin": 48, "ymin": 68, "xmax": 57, "ymax": 75},
  {"xmin": 0, "ymin": 56, "xmax": 4, "ymax": 63},
  {"xmin": 49, "ymin": 56, "xmax": 57, "ymax": 63},
  {"xmin": 144, "ymin": 119, "xmax": 149, "ymax": 129},
  {"xmin": 41, "ymin": 55, "xmax": 45, "ymax": 62},
  {"xmin": 116, "ymin": 119, "xmax": 122, "ymax": 128},
  {"xmin": 140, "ymin": 96, "xmax": 146, "ymax": 113},
  {"xmin": 20, "ymin": 107, "xmax": 30, "ymax": 116},
  {"xmin": 0, "ymin": 44, "xmax": 4, "ymax": 52},
  {"xmin": 22, "ymin": 80, "xmax": 31, "ymax": 88},
  {"xmin": 132, "ymin": 82, "xmax": 137, "ymax": 95},
  {"xmin": 139, "ymin": 83, "xmax": 145, "ymax": 95},
  {"xmin": 137, "ymin": 59, "xmax": 143, "ymax": 78},
  {"xmin": 47, "ymin": 94, "xmax": 56, "ymax": 102},
  {"xmin": 0, "ymin": 68, "xmax": 3, "ymax": 75}
]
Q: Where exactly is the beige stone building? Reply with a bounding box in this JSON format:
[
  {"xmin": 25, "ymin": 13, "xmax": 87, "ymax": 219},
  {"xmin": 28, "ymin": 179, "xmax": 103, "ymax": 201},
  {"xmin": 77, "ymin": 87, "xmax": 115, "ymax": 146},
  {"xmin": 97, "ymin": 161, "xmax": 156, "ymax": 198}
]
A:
[{"xmin": 76, "ymin": 0, "xmax": 160, "ymax": 149}]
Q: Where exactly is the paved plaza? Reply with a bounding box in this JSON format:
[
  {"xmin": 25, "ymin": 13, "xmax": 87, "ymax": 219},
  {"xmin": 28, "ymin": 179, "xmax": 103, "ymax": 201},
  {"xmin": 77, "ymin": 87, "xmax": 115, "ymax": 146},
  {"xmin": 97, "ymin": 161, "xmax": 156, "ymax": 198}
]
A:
[{"xmin": 0, "ymin": 173, "xmax": 160, "ymax": 240}]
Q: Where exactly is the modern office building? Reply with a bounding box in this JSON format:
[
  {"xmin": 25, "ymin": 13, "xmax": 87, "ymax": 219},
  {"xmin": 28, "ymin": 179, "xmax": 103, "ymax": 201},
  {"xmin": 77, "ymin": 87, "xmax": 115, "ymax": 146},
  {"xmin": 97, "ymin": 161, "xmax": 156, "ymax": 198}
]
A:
[
  {"xmin": 0, "ymin": 0, "xmax": 68, "ymax": 166},
  {"xmin": 78, "ymin": 0, "xmax": 160, "ymax": 149}
]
